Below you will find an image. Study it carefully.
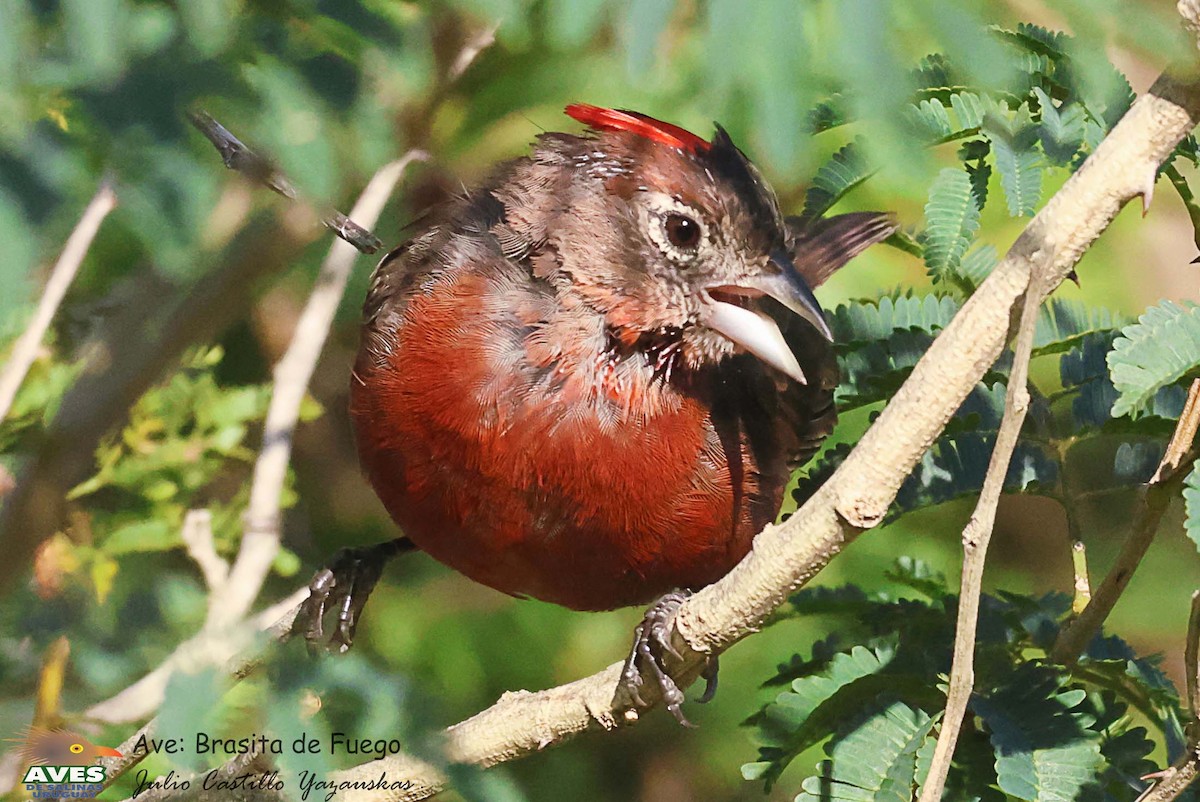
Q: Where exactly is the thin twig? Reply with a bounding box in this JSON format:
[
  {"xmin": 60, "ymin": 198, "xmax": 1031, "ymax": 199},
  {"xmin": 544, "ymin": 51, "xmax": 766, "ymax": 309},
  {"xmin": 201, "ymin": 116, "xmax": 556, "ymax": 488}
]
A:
[
  {"xmin": 188, "ymin": 111, "xmax": 385, "ymax": 255},
  {"xmin": 0, "ymin": 180, "xmax": 117, "ymax": 422},
  {"xmin": 1052, "ymin": 379, "xmax": 1200, "ymax": 665},
  {"xmin": 180, "ymin": 509, "xmax": 228, "ymax": 597},
  {"xmin": 208, "ymin": 152, "xmax": 424, "ymax": 631},
  {"xmin": 448, "ymin": 24, "xmax": 497, "ymax": 81},
  {"xmin": 919, "ymin": 272, "xmax": 1045, "ymax": 802},
  {"xmin": 1134, "ymin": 591, "xmax": 1200, "ymax": 802}
]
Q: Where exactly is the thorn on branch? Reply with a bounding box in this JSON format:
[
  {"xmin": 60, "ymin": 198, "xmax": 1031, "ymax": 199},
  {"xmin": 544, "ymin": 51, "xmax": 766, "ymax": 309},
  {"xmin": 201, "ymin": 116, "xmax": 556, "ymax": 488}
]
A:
[{"xmin": 188, "ymin": 110, "xmax": 384, "ymax": 255}]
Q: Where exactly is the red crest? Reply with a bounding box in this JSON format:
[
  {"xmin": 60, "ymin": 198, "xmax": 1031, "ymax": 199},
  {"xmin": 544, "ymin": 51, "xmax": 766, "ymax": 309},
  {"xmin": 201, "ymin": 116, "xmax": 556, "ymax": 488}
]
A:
[{"xmin": 564, "ymin": 104, "xmax": 709, "ymax": 154}]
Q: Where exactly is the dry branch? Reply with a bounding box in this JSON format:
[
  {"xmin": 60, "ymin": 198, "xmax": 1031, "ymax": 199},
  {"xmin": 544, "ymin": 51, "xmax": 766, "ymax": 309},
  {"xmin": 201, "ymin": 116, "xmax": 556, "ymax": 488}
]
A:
[
  {"xmin": 320, "ymin": 25, "xmax": 1200, "ymax": 802},
  {"xmin": 0, "ymin": 180, "xmax": 117, "ymax": 423},
  {"xmin": 918, "ymin": 270, "xmax": 1045, "ymax": 802}
]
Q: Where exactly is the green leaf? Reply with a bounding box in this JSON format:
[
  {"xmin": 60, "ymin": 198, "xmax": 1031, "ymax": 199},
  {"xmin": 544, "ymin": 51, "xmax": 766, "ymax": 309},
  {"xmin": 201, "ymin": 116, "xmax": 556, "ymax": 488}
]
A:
[
  {"xmin": 883, "ymin": 557, "xmax": 948, "ymax": 599},
  {"xmin": 922, "ymin": 168, "xmax": 981, "ymax": 285},
  {"xmin": 984, "ymin": 107, "xmax": 1043, "ymax": 216},
  {"xmin": 829, "ymin": 294, "xmax": 962, "ymax": 411},
  {"xmin": 1033, "ymin": 87, "xmax": 1085, "ymax": 166},
  {"xmin": 896, "ymin": 427, "xmax": 1060, "ymax": 514},
  {"xmin": 808, "ymin": 95, "xmax": 849, "ymax": 134},
  {"xmin": 1162, "ymin": 162, "xmax": 1200, "ymax": 256},
  {"xmin": 1184, "ymin": 459, "xmax": 1200, "ymax": 553},
  {"xmin": 912, "ymin": 53, "xmax": 962, "ymax": 97},
  {"xmin": 102, "ymin": 518, "xmax": 178, "ymax": 555},
  {"xmin": 972, "ymin": 665, "xmax": 1103, "ymax": 802},
  {"xmin": 795, "ymin": 697, "xmax": 935, "ymax": 802},
  {"xmin": 959, "ymin": 244, "xmax": 998, "ymax": 288},
  {"xmin": 1108, "ymin": 301, "xmax": 1200, "ymax": 418},
  {"xmin": 830, "ymin": 294, "xmax": 961, "ymax": 345},
  {"xmin": 998, "ymin": 22, "xmax": 1069, "ymax": 61},
  {"xmin": 745, "ymin": 643, "xmax": 899, "ymax": 789},
  {"xmin": 966, "ymin": 155, "xmax": 991, "ymax": 212},
  {"xmin": 950, "ymin": 92, "xmax": 987, "ymax": 130},
  {"xmin": 1033, "ymin": 299, "xmax": 1130, "ymax": 357},
  {"xmin": 803, "ymin": 138, "xmax": 872, "ymax": 220},
  {"xmin": 907, "ymin": 98, "xmax": 953, "ymax": 141}
]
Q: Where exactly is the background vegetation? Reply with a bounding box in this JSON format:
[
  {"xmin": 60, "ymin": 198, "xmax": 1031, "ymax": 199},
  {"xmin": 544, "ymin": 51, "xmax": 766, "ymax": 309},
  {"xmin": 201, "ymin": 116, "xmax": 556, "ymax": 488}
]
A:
[{"xmin": 2, "ymin": 1, "xmax": 1199, "ymax": 800}]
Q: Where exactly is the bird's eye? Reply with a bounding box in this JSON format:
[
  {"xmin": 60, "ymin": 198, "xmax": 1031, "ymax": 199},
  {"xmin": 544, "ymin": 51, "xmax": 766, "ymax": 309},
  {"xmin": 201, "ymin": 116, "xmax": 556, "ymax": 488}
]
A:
[
  {"xmin": 663, "ymin": 213, "xmax": 701, "ymax": 251},
  {"xmin": 70, "ymin": 744, "xmax": 84, "ymax": 754}
]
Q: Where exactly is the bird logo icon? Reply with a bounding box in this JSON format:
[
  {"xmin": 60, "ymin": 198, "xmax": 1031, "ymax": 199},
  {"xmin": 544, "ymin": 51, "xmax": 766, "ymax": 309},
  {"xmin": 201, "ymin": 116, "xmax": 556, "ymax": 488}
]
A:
[{"xmin": 16, "ymin": 727, "xmax": 121, "ymax": 795}]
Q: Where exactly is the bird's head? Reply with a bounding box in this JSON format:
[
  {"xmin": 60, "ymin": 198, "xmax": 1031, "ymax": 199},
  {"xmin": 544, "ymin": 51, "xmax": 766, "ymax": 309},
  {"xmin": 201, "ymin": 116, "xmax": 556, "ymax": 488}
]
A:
[
  {"xmin": 517, "ymin": 104, "xmax": 894, "ymax": 384},
  {"xmin": 18, "ymin": 728, "xmax": 122, "ymax": 765}
]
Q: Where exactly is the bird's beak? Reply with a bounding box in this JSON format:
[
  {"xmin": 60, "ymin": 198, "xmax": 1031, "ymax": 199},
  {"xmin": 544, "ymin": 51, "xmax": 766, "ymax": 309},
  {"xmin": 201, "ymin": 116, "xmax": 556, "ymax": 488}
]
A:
[
  {"xmin": 95, "ymin": 746, "xmax": 123, "ymax": 757},
  {"xmin": 703, "ymin": 250, "xmax": 832, "ymax": 385}
]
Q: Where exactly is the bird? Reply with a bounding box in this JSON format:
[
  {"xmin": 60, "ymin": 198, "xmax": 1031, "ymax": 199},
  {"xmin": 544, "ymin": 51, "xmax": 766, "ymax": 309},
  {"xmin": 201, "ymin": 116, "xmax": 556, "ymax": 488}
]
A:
[
  {"xmin": 16, "ymin": 727, "xmax": 122, "ymax": 766},
  {"xmin": 297, "ymin": 104, "xmax": 896, "ymax": 724}
]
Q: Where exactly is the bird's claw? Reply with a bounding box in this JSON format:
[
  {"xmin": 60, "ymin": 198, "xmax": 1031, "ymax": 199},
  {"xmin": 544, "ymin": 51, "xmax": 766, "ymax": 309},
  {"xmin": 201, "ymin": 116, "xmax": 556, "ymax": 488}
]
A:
[
  {"xmin": 293, "ymin": 538, "xmax": 412, "ymax": 654},
  {"xmin": 618, "ymin": 590, "xmax": 719, "ymax": 727}
]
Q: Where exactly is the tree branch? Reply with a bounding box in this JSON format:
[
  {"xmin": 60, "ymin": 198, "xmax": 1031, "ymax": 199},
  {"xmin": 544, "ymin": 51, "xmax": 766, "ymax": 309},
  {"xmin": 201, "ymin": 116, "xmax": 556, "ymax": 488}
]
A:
[
  {"xmin": 1052, "ymin": 378, "xmax": 1200, "ymax": 665},
  {"xmin": 0, "ymin": 179, "xmax": 117, "ymax": 423},
  {"xmin": 188, "ymin": 112, "xmax": 384, "ymax": 255},
  {"xmin": 323, "ymin": 31, "xmax": 1200, "ymax": 802},
  {"xmin": 918, "ymin": 272, "xmax": 1045, "ymax": 802},
  {"xmin": 180, "ymin": 509, "xmax": 228, "ymax": 602},
  {"xmin": 208, "ymin": 151, "xmax": 425, "ymax": 631}
]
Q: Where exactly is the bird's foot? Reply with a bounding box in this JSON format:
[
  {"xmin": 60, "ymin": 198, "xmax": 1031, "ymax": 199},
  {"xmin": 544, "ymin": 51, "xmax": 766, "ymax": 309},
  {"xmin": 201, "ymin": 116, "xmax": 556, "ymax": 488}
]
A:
[
  {"xmin": 618, "ymin": 590, "xmax": 719, "ymax": 727},
  {"xmin": 292, "ymin": 538, "xmax": 414, "ymax": 654}
]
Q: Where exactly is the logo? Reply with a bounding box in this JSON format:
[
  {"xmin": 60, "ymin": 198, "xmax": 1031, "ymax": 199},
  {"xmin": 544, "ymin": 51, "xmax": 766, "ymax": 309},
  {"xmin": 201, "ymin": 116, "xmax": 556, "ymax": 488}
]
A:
[{"xmin": 17, "ymin": 727, "xmax": 122, "ymax": 799}]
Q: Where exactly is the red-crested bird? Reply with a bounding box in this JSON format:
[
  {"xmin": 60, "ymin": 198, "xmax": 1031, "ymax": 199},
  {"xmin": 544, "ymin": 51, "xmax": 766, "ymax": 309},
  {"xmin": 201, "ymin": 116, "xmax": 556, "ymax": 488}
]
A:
[{"xmin": 299, "ymin": 104, "xmax": 895, "ymax": 723}]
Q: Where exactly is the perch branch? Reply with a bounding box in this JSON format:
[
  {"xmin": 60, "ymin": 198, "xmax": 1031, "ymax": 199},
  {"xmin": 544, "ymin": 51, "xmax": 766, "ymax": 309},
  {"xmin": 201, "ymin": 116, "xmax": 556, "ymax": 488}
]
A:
[
  {"xmin": 320, "ymin": 26, "xmax": 1200, "ymax": 802},
  {"xmin": 209, "ymin": 151, "xmax": 425, "ymax": 630},
  {"xmin": 918, "ymin": 273, "xmax": 1045, "ymax": 802},
  {"xmin": 1052, "ymin": 378, "xmax": 1200, "ymax": 664},
  {"xmin": 0, "ymin": 180, "xmax": 117, "ymax": 423}
]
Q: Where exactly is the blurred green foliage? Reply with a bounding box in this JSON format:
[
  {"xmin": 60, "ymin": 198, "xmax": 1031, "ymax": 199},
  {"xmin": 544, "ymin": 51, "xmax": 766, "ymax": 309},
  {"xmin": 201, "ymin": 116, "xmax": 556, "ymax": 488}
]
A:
[{"xmin": 3, "ymin": 1, "xmax": 1200, "ymax": 801}]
